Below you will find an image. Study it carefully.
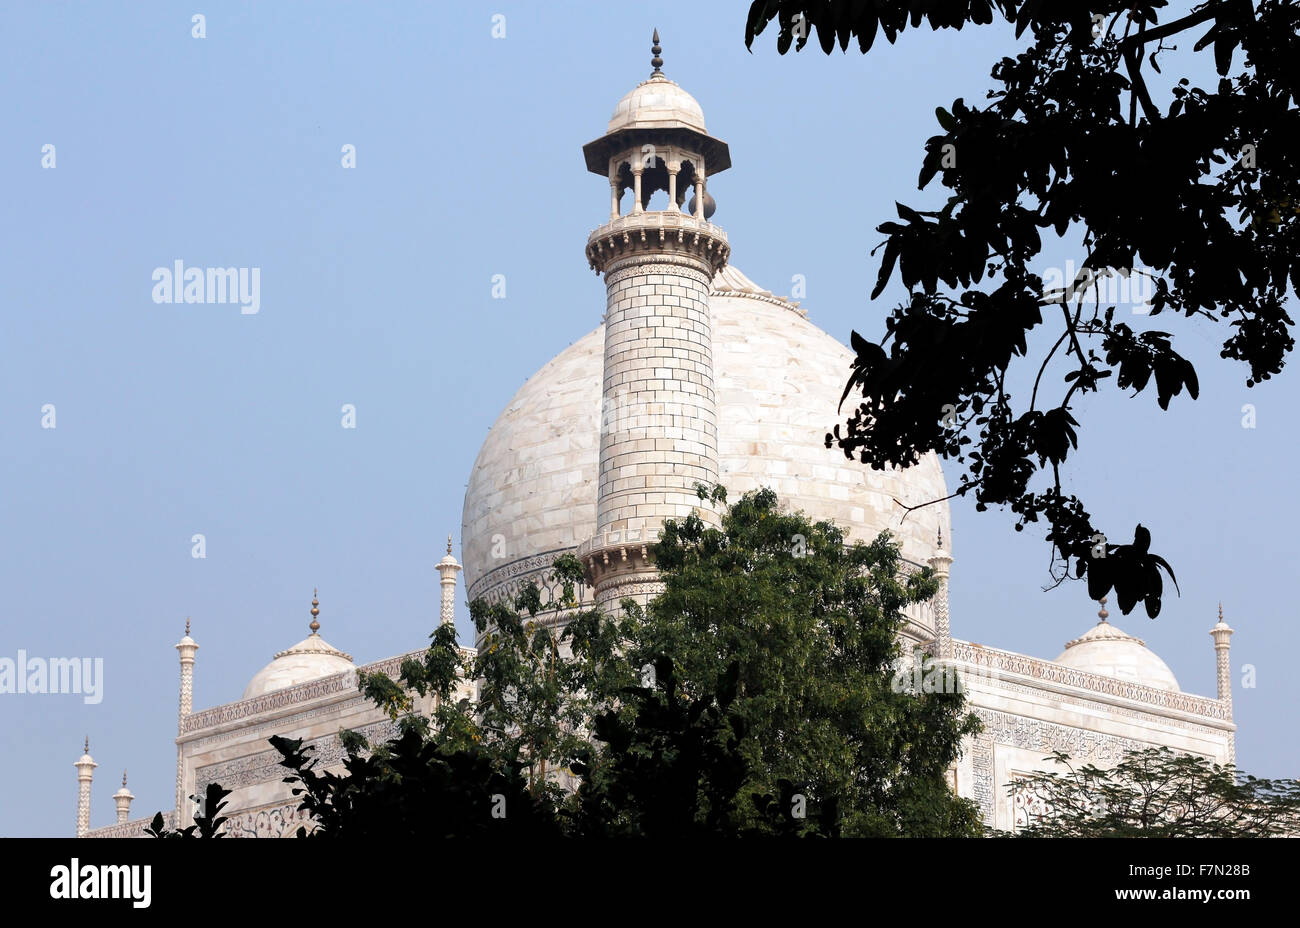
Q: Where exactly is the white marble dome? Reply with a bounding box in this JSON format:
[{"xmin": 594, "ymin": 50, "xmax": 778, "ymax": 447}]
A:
[
  {"xmin": 608, "ymin": 74, "xmax": 707, "ymax": 134},
  {"xmin": 1054, "ymin": 615, "xmax": 1180, "ymax": 691},
  {"xmin": 243, "ymin": 631, "xmax": 354, "ymax": 700},
  {"xmin": 462, "ymin": 266, "xmax": 952, "ymax": 625}
]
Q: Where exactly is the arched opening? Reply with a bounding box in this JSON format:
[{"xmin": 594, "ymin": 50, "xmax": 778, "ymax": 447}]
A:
[
  {"xmin": 610, "ymin": 155, "xmax": 706, "ymax": 216},
  {"xmin": 614, "ymin": 161, "xmax": 635, "ymax": 216},
  {"xmin": 678, "ymin": 160, "xmax": 699, "ymax": 213},
  {"xmin": 638, "ymin": 156, "xmax": 670, "ymax": 211}
]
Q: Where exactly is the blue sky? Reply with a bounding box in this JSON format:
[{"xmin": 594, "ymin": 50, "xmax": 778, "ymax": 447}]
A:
[{"xmin": 1, "ymin": 2, "xmax": 1292, "ymax": 836}]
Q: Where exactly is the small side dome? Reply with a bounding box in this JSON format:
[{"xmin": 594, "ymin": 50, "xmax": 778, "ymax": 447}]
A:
[
  {"xmin": 242, "ymin": 591, "xmax": 355, "ymax": 700},
  {"xmin": 1054, "ymin": 597, "xmax": 1180, "ymax": 691}
]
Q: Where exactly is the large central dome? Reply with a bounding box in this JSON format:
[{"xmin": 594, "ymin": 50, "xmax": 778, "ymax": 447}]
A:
[{"xmin": 461, "ymin": 267, "xmax": 952, "ymax": 634}]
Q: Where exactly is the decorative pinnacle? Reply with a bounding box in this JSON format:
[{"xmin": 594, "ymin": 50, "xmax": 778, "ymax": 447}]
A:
[
  {"xmin": 937, "ymin": 524, "xmax": 944, "ymax": 550},
  {"xmin": 84, "ymin": 736, "xmax": 89, "ymax": 753},
  {"xmin": 310, "ymin": 589, "xmax": 320, "ymax": 633},
  {"xmin": 122, "ymin": 770, "xmax": 128, "ymax": 787},
  {"xmin": 185, "ymin": 617, "xmax": 190, "ymax": 636},
  {"xmin": 650, "ymin": 29, "xmax": 663, "ymax": 76},
  {"xmin": 1218, "ymin": 601, "xmax": 1224, "ymax": 622},
  {"xmin": 447, "ymin": 534, "xmax": 453, "ymax": 555},
  {"xmin": 1098, "ymin": 596, "xmax": 1109, "ymax": 622}
]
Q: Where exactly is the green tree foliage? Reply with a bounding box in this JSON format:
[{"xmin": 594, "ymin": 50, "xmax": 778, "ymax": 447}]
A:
[
  {"xmin": 745, "ymin": 1, "xmax": 1300, "ymax": 617},
  {"xmin": 1003, "ymin": 747, "xmax": 1300, "ymax": 836},
  {"xmin": 144, "ymin": 783, "xmax": 231, "ymax": 838},
  {"xmin": 252, "ymin": 488, "xmax": 983, "ymax": 837},
  {"xmin": 268, "ymin": 730, "xmax": 559, "ymax": 838},
  {"xmin": 265, "ymin": 564, "xmax": 607, "ymax": 836},
  {"xmin": 572, "ymin": 486, "xmax": 983, "ymax": 836}
]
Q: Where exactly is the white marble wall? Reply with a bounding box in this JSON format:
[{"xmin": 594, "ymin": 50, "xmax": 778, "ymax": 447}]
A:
[{"xmin": 598, "ymin": 258, "xmax": 718, "ymax": 534}]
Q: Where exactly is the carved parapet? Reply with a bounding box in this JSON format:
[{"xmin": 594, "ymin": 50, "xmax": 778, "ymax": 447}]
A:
[
  {"xmin": 948, "ymin": 640, "xmax": 1232, "ymax": 722},
  {"xmin": 586, "ymin": 211, "xmax": 729, "ymax": 274},
  {"xmin": 84, "ymin": 811, "xmax": 173, "ymax": 839},
  {"xmin": 576, "ymin": 528, "xmax": 661, "ymax": 587},
  {"xmin": 181, "ymin": 652, "xmax": 415, "ymax": 734}
]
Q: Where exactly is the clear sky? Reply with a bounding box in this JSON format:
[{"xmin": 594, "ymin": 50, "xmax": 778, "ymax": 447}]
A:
[{"xmin": 1, "ymin": 2, "xmax": 1293, "ymax": 836}]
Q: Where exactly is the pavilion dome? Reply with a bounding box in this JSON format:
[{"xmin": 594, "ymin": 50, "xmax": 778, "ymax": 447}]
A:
[
  {"xmin": 607, "ymin": 74, "xmax": 707, "ymax": 134},
  {"xmin": 461, "ymin": 267, "xmax": 952, "ymax": 632},
  {"xmin": 1054, "ymin": 601, "xmax": 1180, "ymax": 691},
  {"xmin": 242, "ymin": 594, "xmax": 355, "ymax": 700}
]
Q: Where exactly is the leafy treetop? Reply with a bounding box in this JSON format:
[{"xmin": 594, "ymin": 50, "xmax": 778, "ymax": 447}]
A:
[{"xmin": 746, "ymin": 0, "xmax": 1299, "ymax": 617}]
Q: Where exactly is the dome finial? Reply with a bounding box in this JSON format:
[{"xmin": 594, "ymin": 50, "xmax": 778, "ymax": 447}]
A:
[
  {"xmin": 650, "ymin": 29, "xmax": 664, "ymax": 76},
  {"xmin": 122, "ymin": 769, "xmax": 128, "ymax": 787},
  {"xmin": 185, "ymin": 616, "xmax": 190, "ymax": 636},
  {"xmin": 84, "ymin": 735, "xmax": 89, "ymax": 754},
  {"xmin": 1098, "ymin": 596, "xmax": 1109, "ymax": 623},
  {"xmin": 1218, "ymin": 601, "xmax": 1224, "ymax": 622},
  {"xmin": 447, "ymin": 533, "xmax": 453, "ymax": 555},
  {"xmin": 310, "ymin": 589, "xmax": 320, "ymax": 633}
]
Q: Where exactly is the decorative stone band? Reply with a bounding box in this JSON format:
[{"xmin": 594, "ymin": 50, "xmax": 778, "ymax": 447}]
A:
[
  {"xmin": 591, "ymin": 575, "xmax": 666, "ymax": 612},
  {"xmin": 586, "ymin": 211, "xmax": 729, "ymax": 274},
  {"xmin": 220, "ymin": 801, "xmax": 316, "ymax": 838},
  {"xmin": 84, "ymin": 811, "xmax": 174, "ymax": 839},
  {"xmin": 467, "ymin": 549, "xmax": 590, "ymax": 604},
  {"xmin": 196, "ymin": 720, "xmax": 398, "ymax": 795},
  {"xmin": 710, "ymin": 285, "xmax": 806, "ymax": 316},
  {"xmin": 469, "ymin": 543, "xmax": 936, "ymax": 643},
  {"xmin": 947, "ymin": 639, "xmax": 1231, "ymax": 722}
]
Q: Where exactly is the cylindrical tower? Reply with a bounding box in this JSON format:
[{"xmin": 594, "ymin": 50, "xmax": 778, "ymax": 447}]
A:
[
  {"xmin": 174, "ymin": 618, "xmax": 198, "ymax": 825},
  {"xmin": 74, "ymin": 737, "xmax": 96, "ymax": 837},
  {"xmin": 578, "ymin": 32, "xmax": 732, "ymax": 611},
  {"xmin": 436, "ymin": 535, "xmax": 462, "ymax": 626},
  {"xmin": 1211, "ymin": 602, "xmax": 1234, "ymax": 706},
  {"xmin": 175, "ymin": 617, "xmax": 198, "ymax": 720},
  {"xmin": 1210, "ymin": 603, "xmax": 1235, "ymax": 765},
  {"xmin": 927, "ymin": 526, "xmax": 954, "ymax": 659}
]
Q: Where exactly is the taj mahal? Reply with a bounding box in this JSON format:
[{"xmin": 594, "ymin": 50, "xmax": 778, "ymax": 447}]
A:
[{"xmin": 71, "ymin": 38, "xmax": 1236, "ymax": 838}]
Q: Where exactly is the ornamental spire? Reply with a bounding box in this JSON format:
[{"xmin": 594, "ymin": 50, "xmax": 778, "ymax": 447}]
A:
[
  {"xmin": 650, "ymin": 29, "xmax": 663, "ymax": 76},
  {"xmin": 1098, "ymin": 596, "xmax": 1109, "ymax": 623},
  {"xmin": 309, "ymin": 589, "xmax": 320, "ymax": 634}
]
